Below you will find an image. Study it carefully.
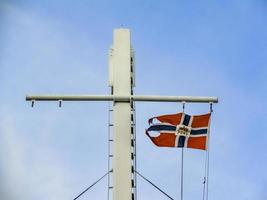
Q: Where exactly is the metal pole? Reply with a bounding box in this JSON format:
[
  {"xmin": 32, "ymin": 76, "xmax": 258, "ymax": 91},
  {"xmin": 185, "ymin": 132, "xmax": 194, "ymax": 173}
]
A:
[
  {"xmin": 26, "ymin": 95, "xmax": 218, "ymax": 103},
  {"xmin": 112, "ymin": 29, "xmax": 132, "ymax": 200}
]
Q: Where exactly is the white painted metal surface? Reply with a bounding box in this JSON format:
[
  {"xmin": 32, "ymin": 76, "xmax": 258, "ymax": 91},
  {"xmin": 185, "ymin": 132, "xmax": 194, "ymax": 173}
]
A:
[
  {"xmin": 26, "ymin": 95, "xmax": 218, "ymax": 103},
  {"xmin": 112, "ymin": 29, "xmax": 132, "ymax": 200}
]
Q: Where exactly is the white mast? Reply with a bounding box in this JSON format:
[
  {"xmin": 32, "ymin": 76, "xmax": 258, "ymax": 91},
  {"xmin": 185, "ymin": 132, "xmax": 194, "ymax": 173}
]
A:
[
  {"xmin": 110, "ymin": 28, "xmax": 133, "ymax": 200},
  {"xmin": 26, "ymin": 28, "xmax": 218, "ymax": 200}
]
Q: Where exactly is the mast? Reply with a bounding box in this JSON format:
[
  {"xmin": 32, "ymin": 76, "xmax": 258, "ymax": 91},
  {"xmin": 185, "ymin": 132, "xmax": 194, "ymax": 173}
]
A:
[
  {"xmin": 26, "ymin": 28, "xmax": 218, "ymax": 200},
  {"xmin": 110, "ymin": 28, "xmax": 134, "ymax": 200}
]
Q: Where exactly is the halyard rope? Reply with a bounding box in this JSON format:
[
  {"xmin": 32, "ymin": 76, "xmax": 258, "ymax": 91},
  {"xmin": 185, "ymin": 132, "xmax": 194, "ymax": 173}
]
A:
[
  {"xmin": 135, "ymin": 170, "xmax": 174, "ymax": 200},
  {"xmin": 73, "ymin": 170, "xmax": 111, "ymax": 200}
]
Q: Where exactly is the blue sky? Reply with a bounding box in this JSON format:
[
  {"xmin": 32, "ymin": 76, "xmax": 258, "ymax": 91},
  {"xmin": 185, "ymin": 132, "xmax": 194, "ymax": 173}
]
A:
[{"xmin": 0, "ymin": 0, "xmax": 267, "ymax": 199}]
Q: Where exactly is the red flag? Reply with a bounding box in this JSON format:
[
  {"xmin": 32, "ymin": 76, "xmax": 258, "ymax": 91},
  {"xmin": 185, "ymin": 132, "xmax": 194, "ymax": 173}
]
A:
[{"xmin": 146, "ymin": 113, "xmax": 211, "ymax": 150}]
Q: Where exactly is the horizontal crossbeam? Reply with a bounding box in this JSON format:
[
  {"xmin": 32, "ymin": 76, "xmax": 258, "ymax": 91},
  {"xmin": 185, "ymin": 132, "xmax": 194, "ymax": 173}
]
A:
[{"xmin": 26, "ymin": 95, "xmax": 218, "ymax": 103}]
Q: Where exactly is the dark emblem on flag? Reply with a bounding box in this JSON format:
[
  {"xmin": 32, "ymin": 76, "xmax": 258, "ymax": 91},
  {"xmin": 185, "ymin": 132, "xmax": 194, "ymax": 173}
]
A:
[{"xmin": 176, "ymin": 125, "xmax": 191, "ymax": 136}]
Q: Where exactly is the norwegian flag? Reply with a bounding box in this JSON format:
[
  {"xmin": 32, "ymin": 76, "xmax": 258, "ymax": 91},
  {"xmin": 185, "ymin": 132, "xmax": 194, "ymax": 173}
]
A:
[{"xmin": 146, "ymin": 112, "xmax": 211, "ymax": 150}]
